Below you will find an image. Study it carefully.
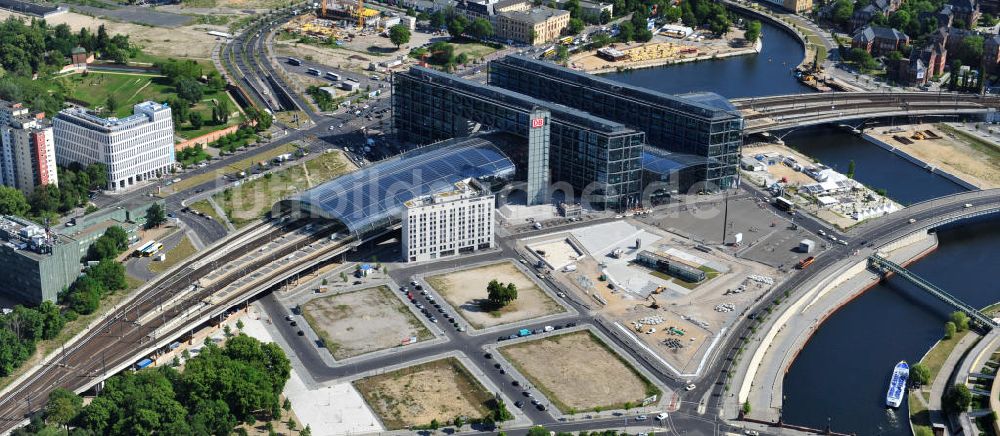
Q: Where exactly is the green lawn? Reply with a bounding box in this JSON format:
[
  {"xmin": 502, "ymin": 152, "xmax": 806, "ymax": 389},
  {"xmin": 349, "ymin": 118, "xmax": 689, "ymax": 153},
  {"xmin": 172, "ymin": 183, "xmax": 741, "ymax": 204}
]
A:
[
  {"xmin": 50, "ymin": 71, "xmax": 241, "ymax": 140},
  {"xmin": 148, "ymin": 236, "xmax": 198, "ymax": 274},
  {"xmin": 214, "ymin": 151, "xmax": 353, "ymax": 228},
  {"xmin": 451, "ymin": 40, "xmax": 500, "ymax": 61}
]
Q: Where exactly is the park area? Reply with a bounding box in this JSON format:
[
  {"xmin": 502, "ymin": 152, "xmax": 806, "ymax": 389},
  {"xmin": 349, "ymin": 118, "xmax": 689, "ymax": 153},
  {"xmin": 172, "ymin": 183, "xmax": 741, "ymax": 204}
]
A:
[
  {"xmin": 353, "ymin": 358, "xmax": 496, "ymax": 430},
  {"xmin": 301, "ymin": 286, "xmax": 432, "ymax": 360},
  {"xmin": 213, "ymin": 150, "xmax": 354, "ymax": 228},
  {"xmin": 49, "ymin": 71, "xmax": 241, "ymax": 139},
  {"xmin": 498, "ymin": 330, "xmax": 660, "ymax": 413},
  {"xmin": 425, "ymin": 262, "xmax": 564, "ymax": 329}
]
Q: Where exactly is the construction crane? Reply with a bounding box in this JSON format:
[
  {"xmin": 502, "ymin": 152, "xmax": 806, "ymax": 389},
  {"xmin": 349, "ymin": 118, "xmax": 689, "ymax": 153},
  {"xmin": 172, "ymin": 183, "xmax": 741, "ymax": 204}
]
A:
[
  {"xmin": 320, "ymin": 0, "xmax": 326, "ymax": 18},
  {"xmin": 356, "ymin": 0, "xmax": 365, "ymax": 29}
]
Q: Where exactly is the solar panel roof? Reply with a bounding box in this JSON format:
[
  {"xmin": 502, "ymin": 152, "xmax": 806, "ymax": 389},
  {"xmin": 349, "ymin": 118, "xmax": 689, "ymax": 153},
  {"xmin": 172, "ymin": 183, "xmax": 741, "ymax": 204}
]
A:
[{"xmin": 279, "ymin": 136, "xmax": 515, "ymax": 235}]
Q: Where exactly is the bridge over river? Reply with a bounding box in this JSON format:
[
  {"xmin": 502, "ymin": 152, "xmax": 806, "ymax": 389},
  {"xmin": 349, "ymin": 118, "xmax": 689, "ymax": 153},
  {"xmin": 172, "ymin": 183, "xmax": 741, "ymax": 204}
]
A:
[{"xmin": 731, "ymin": 92, "xmax": 1000, "ymax": 134}]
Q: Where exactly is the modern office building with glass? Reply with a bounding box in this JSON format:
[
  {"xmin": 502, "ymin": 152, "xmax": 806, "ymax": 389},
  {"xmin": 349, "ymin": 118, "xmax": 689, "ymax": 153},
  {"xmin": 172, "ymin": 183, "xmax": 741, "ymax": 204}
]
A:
[
  {"xmin": 392, "ymin": 65, "xmax": 645, "ymax": 210},
  {"xmin": 489, "ymin": 55, "xmax": 744, "ymax": 191}
]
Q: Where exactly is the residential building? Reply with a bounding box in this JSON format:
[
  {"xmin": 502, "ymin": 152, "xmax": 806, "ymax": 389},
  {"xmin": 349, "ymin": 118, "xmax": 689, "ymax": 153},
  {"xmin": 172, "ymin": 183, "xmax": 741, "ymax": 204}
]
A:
[
  {"xmin": 496, "ymin": 7, "xmax": 570, "ymax": 45},
  {"xmin": 489, "ymin": 55, "xmax": 744, "ymax": 191},
  {"xmin": 0, "ymin": 101, "xmax": 58, "ymax": 195},
  {"xmin": 550, "ymin": 0, "xmax": 613, "ymax": 20},
  {"xmin": 985, "ymin": 35, "xmax": 1000, "ymax": 73},
  {"xmin": 947, "ymin": 0, "xmax": 980, "ymax": 27},
  {"xmin": 758, "ymin": 0, "xmax": 812, "ymax": 13},
  {"xmin": 401, "ymin": 178, "xmax": 495, "ymax": 262},
  {"xmin": 892, "ymin": 56, "xmax": 928, "ymax": 85},
  {"xmin": 851, "ymin": 26, "xmax": 910, "ymax": 56},
  {"xmin": 849, "ymin": 0, "xmax": 901, "ymax": 30},
  {"xmin": 934, "ymin": 26, "xmax": 978, "ymax": 56},
  {"xmin": 454, "ymin": 0, "xmax": 530, "ymax": 24},
  {"xmin": 392, "ymin": 65, "xmax": 645, "ymax": 209},
  {"xmin": 53, "ymin": 101, "xmax": 174, "ymax": 191}
]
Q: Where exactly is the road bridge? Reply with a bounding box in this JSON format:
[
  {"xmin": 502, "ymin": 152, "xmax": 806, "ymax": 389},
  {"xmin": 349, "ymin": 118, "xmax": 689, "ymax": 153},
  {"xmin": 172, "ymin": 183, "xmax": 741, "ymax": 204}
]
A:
[
  {"xmin": 868, "ymin": 254, "xmax": 999, "ymax": 329},
  {"xmin": 731, "ymin": 92, "xmax": 1000, "ymax": 134}
]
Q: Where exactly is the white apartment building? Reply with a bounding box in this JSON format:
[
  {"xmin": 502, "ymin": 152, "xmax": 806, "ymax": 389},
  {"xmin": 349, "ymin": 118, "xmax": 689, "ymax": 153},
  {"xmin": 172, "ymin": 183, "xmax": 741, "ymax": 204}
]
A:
[
  {"xmin": 402, "ymin": 178, "xmax": 495, "ymax": 262},
  {"xmin": 53, "ymin": 101, "xmax": 174, "ymax": 191},
  {"xmin": 0, "ymin": 100, "xmax": 58, "ymax": 195}
]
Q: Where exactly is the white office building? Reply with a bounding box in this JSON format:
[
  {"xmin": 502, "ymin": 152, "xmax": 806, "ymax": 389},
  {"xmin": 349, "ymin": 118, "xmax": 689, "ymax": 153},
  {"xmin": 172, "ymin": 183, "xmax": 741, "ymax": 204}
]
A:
[
  {"xmin": 402, "ymin": 178, "xmax": 495, "ymax": 262},
  {"xmin": 53, "ymin": 101, "xmax": 174, "ymax": 191}
]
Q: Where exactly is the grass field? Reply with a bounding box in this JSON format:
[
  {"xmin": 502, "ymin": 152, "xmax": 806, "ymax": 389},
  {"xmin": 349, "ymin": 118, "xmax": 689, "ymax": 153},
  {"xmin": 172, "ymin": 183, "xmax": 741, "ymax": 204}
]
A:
[
  {"xmin": 214, "ymin": 150, "xmax": 352, "ymax": 228},
  {"xmin": 148, "ymin": 236, "xmax": 197, "ymax": 274},
  {"xmin": 499, "ymin": 330, "xmax": 659, "ymax": 413},
  {"xmin": 451, "ymin": 40, "xmax": 500, "ymax": 61},
  {"xmin": 353, "ymin": 358, "xmax": 495, "ymax": 429},
  {"xmin": 50, "ymin": 71, "xmax": 240, "ymax": 139},
  {"xmin": 188, "ymin": 199, "xmax": 223, "ymax": 223}
]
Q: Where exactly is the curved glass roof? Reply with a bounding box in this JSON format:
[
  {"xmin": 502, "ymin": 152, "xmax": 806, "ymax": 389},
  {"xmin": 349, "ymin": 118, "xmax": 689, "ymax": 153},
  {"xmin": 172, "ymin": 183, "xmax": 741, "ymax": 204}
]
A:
[{"xmin": 279, "ymin": 136, "xmax": 515, "ymax": 235}]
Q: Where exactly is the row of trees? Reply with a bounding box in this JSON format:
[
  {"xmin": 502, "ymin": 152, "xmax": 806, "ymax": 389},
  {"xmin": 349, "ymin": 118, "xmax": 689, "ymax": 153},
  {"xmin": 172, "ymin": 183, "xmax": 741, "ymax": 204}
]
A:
[
  {"xmin": 0, "ymin": 163, "xmax": 108, "ymax": 222},
  {"xmin": 15, "ymin": 335, "xmax": 293, "ymax": 435}
]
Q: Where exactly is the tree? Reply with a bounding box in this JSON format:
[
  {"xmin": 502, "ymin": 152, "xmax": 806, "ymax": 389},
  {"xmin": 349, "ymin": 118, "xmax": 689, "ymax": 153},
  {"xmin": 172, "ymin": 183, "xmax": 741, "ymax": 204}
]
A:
[
  {"xmin": 742, "ymin": 400, "xmax": 751, "ymax": 416},
  {"xmin": 599, "ymin": 9, "xmax": 612, "ymax": 24},
  {"xmin": 944, "ymin": 383, "xmax": 972, "ymax": 412},
  {"xmin": 832, "ymin": 0, "xmax": 854, "ymax": 27},
  {"xmin": 45, "ymin": 388, "xmax": 83, "ymax": 430},
  {"xmin": 189, "ymin": 111, "xmax": 204, "ymax": 129},
  {"xmin": 145, "ymin": 203, "xmax": 167, "ymax": 229},
  {"xmin": 430, "ymin": 10, "xmax": 448, "ymax": 29},
  {"xmin": 910, "ymin": 363, "xmax": 931, "ymax": 387},
  {"xmin": 568, "ymin": 17, "xmax": 585, "ymax": 34},
  {"xmin": 176, "ymin": 77, "xmax": 204, "ymax": 104},
  {"xmin": 957, "ymin": 35, "xmax": 984, "ymax": 66},
  {"xmin": 104, "ymin": 225, "xmax": 129, "ymax": 252},
  {"xmin": 847, "ymin": 160, "xmax": 856, "ymax": 179},
  {"xmin": 89, "ymin": 259, "xmax": 127, "ymax": 292},
  {"xmin": 430, "ymin": 418, "xmax": 440, "ymax": 430},
  {"xmin": 169, "ymin": 97, "xmax": 190, "ymax": 125},
  {"xmin": 744, "ymin": 20, "xmax": 761, "ymax": 44},
  {"xmin": 340, "ymin": 271, "xmax": 348, "ymax": 282},
  {"xmin": 469, "ymin": 18, "xmax": 493, "ymax": 40},
  {"xmin": 944, "ymin": 321, "xmax": 957, "ymax": 339},
  {"xmin": 38, "ymin": 301, "xmax": 64, "ymax": 340},
  {"xmin": 635, "ymin": 28, "xmax": 654, "ymax": 42},
  {"xmin": 389, "ymin": 24, "xmax": 411, "ymax": 49},
  {"xmin": 214, "ymin": 98, "xmax": 232, "ymax": 124},
  {"xmin": 106, "ymin": 95, "xmax": 119, "ymax": 114},
  {"xmin": 236, "ymin": 319, "xmax": 245, "ymax": 331},
  {"xmin": 206, "ymin": 71, "xmax": 226, "ymax": 92},
  {"xmin": 617, "ymin": 20, "xmax": 635, "ymax": 42},
  {"xmin": 447, "ymin": 15, "xmax": 468, "ymax": 39},
  {"xmin": 69, "ymin": 276, "xmax": 103, "ymax": 315},
  {"xmin": 88, "ymin": 235, "xmax": 119, "ymax": 261},
  {"xmin": 486, "ymin": 279, "xmax": 518, "ymax": 308},
  {"xmin": 0, "ymin": 186, "xmax": 29, "ymax": 216},
  {"xmin": 527, "ymin": 426, "xmax": 549, "ymax": 436},
  {"xmin": 951, "ymin": 311, "xmax": 970, "ymax": 332}
]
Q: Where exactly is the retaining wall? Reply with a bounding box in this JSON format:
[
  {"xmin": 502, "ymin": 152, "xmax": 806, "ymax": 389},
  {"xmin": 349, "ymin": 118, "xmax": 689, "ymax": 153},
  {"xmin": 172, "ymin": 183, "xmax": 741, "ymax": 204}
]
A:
[{"xmin": 862, "ymin": 133, "xmax": 979, "ymax": 191}]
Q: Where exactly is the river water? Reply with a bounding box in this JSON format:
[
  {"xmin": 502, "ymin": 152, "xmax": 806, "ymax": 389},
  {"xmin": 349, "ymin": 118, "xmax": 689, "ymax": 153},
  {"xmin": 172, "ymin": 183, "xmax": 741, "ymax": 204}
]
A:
[{"xmin": 605, "ymin": 17, "xmax": 995, "ymax": 435}]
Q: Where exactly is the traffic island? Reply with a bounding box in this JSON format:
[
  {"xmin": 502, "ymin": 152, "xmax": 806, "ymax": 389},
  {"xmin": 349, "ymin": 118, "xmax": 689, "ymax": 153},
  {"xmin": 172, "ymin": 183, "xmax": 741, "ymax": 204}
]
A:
[
  {"xmin": 301, "ymin": 286, "xmax": 432, "ymax": 360},
  {"xmin": 352, "ymin": 357, "xmax": 501, "ymax": 430},
  {"xmin": 424, "ymin": 261, "xmax": 565, "ymax": 330},
  {"xmin": 497, "ymin": 330, "xmax": 661, "ymax": 414}
]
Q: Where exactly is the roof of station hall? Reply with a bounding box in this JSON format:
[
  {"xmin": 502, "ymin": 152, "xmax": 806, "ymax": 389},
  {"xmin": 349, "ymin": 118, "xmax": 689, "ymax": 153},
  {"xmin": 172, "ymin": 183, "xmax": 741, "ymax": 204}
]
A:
[{"xmin": 280, "ymin": 135, "xmax": 515, "ymax": 235}]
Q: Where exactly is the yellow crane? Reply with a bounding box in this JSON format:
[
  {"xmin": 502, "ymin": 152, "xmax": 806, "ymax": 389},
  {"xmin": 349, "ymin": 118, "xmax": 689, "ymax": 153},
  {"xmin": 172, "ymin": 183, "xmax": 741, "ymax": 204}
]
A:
[{"xmin": 356, "ymin": 0, "xmax": 364, "ymax": 29}]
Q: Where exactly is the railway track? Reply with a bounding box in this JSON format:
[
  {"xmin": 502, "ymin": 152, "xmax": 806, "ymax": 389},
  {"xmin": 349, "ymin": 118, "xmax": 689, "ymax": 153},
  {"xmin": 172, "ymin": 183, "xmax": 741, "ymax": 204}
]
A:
[{"xmin": 0, "ymin": 217, "xmax": 336, "ymax": 430}]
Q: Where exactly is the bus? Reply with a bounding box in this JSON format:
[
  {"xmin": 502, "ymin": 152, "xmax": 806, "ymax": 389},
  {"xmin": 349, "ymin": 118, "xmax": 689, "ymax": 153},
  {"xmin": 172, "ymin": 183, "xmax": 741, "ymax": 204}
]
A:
[
  {"xmin": 325, "ymin": 71, "xmax": 340, "ymax": 81},
  {"xmin": 307, "ymin": 67, "xmax": 321, "ymax": 76},
  {"xmin": 541, "ymin": 46, "xmax": 557, "ymax": 57},
  {"xmin": 774, "ymin": 196, "xmax": 795, "ymax": 212},
  {"xmin": 797, "ymin": 256, "xmax": 816, "ymax": 269},
  {"xmin": 136, "ymin": 241, "xmax": 163, "ymax": 257},
  {"xmin": 559, "ymin": 36, "xmax": 574, "ymax": 45},
  {"xmin": 287, "ymin": 57, "xmax": 302, "ymax": 66}
]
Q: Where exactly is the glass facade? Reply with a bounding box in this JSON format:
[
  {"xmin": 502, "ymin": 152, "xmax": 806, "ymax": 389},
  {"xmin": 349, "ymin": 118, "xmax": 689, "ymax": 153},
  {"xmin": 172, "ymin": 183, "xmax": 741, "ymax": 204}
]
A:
[
  {"xmin": 392, "ymin": 66, "xmax": 645, "ymax": 209},
  {"xmin": 489, "ymin": 55, "xmax": 745, "ymax": 191}
]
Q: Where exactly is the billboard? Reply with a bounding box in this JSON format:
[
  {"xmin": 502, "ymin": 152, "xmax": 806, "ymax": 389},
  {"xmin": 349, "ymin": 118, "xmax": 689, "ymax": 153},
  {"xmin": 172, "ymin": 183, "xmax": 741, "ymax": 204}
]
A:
[{"xmin": 531, "ymin": 118, "xmax": 545, "ymax": 128}]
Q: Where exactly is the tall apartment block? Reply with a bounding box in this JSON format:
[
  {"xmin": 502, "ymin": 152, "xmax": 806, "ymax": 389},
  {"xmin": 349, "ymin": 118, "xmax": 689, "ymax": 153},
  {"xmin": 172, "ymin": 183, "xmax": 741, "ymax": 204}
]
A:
[
  {"xmin": 0, "ymin": 100, "xmax": 58, "ymax": 195},
  {"xmin": 490, "ymin": 55, "xmax": 744, "ymax": 191},
  {"xmin": 401, "ymin": 178, "xmax": 495, "ymax": 262},
  {"xmin": 53, "ymin": 101, "xmax": 175, "ymax": 191}
]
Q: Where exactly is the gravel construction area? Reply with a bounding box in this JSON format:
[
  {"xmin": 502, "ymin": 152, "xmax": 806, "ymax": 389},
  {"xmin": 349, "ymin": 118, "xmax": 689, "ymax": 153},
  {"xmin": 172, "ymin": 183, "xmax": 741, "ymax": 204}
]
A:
[
  {"xmin": 499, "ymin": 330, "xmax": 659, "ymax": 413},
  {"xmin": 302, "ymin": 286, "xmax": 431, "ymax": 360},
  {"xmin": 353, "ymin": 358, "xmax": 495, "ymax": 430},
  {"xmin": 425, "ymin": 261, "xmax": 564, "ymax": 329}
]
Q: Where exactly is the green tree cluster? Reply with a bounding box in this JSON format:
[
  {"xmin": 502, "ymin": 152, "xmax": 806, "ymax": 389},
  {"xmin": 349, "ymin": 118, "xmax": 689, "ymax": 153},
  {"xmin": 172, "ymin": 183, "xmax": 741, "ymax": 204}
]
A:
[
  {"xmin": 389, "ymin": 24, "xmax": 411, "ymax": 48},
  {"xmin": 950, "ymin": 311, "xmax": 970, "ymax": 332},
  {"xmin": 209, "ymin": 125, "xmax": 259, "ymax": 153},
  {"xmin": 145, "ymin": 203, "xmax": 167, "ymax": 229},
  {"xmin": 910, "ymin": 362, "xmax": 931, "ymax": 386},
  {"xmin": 744, "ymin": 20, "xmax": 762, "ymax": 44},
  {"xmin": 17, "ymin": 163, "xmax": 108, "ymax": 221},
  {"xmin": 307, "ymin": 85, "xmax": 336, "ymax": 111},
  {"xmin": 943, "ymin": 383, "xmax": 972, "ymax": 413},
  {"xmin": 0, "ymin": 302, "xmax": 63, "ymax": 376},
  {"xmin": 486, "ymin": 279, "xmax": 518, "ymax": 309},
  {"xmin": 0, "ymin": 18, "xmax": 134, "ymax": 78}
]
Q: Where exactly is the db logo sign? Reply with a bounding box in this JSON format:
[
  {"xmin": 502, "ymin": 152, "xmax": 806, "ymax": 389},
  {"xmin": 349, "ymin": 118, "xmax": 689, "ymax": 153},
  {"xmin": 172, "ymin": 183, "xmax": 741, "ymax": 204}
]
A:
[{"xmin": 531, "ymin": 118, "xmax": 545, "ymax": 128}]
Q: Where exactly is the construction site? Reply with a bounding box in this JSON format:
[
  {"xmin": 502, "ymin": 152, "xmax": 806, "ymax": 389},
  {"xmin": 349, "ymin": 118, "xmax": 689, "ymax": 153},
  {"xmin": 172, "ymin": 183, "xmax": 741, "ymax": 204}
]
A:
[
  {"xmin": 280, "ymin": 0, "xmax": 415, "ymax": 42},
  {"xmin": 517, "ymin": 220, "xmax": 777, "ymax": 376}
]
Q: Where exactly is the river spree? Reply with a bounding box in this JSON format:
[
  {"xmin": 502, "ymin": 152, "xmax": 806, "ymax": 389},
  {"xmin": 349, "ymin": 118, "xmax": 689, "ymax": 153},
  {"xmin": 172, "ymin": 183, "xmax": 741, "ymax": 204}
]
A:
[
  {"xmin": 604, "ymin": 19, "xmax": 812, "ymax": 98},
  {"xmin": 605, "ymin": 15, "xmax": 992, "ymax": 436}
]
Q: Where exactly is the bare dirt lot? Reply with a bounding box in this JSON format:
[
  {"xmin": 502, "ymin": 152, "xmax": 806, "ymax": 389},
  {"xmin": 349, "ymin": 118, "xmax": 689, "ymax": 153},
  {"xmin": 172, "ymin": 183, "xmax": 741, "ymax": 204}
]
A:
[
  {"xmin": 0, "ymin": 10, "xmax": 220, "ymax": 60},
  {"xmin": 302, "ymin": 286, "xmax": 431, "ymax": 360},
  {"xmin": 870, "ymin": 123, "xmax": 1000, "ymax": 189},
  {"xmin": 499, "ymin": 330, "xmax": 658, "ymax": 413},
  {"xmin": 353, "ymin": 358, "xmax": 495, "ymax": 429},
  {"xmin": 425, "ymin": 261, "xmax": 564, "ymax": 329}
]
